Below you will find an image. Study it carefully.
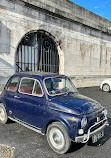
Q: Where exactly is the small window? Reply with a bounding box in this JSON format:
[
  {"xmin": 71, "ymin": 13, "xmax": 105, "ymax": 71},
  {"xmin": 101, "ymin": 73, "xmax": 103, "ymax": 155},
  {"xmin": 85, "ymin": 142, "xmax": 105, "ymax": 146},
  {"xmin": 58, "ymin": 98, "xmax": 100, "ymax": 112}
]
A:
[
  {"xmin": 7, "ymin": 76, "xmax": 20, "ymax": 92},
  {"xmin": 19, "ymin": 78, "xmax": 35, "ymax": 94},
  {"xmin": 33, "ymin": 81, "xmax": 43, "ymax": 96}
]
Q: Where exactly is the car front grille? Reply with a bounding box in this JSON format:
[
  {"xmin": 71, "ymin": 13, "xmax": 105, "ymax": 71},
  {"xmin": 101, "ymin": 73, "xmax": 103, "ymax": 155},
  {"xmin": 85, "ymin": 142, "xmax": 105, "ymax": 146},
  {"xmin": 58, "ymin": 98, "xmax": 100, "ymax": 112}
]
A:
[
  {"xmin": 90, "ymin": 122, "xmax": 103, "ymax": 132},
  {"xmin": 84, "ymin": 111, "xmax": 105, "ymax": 133}
]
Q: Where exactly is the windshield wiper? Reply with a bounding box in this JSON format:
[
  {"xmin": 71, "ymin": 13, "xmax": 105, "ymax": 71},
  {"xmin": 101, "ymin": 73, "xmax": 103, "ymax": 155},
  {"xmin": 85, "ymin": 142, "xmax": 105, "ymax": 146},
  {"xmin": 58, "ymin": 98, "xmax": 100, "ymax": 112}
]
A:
[
  {"xmin": 65, "ymin": 91, "xmax": 78, "ymax": 95},
  {"xmin": 65, "ymin": 91, "xmax": 74, "ymax": 95}
]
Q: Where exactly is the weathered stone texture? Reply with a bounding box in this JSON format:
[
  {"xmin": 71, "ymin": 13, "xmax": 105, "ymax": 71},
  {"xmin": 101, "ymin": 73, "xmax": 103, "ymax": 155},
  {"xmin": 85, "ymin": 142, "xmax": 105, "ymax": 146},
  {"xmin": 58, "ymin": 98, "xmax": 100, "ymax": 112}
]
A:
[
  {"xmin": 0, "ymin": 0, "xmax": 111, "ymax": 87},
  {"xmin": 22, "ymin": 0, "xmax": 111, "ymax": 33}
]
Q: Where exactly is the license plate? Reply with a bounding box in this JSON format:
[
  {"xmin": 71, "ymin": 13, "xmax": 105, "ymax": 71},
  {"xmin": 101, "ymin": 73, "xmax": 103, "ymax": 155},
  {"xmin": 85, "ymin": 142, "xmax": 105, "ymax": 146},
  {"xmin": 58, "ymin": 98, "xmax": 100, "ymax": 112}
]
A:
[{"xmin": 92, "ymin": 131, "xmax": 104, "ymax": 143}]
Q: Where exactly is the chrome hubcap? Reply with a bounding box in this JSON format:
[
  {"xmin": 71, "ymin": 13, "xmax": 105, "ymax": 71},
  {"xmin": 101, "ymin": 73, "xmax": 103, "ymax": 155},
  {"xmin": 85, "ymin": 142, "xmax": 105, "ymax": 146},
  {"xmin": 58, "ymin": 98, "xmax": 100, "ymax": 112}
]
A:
[
  {"xmin": 49, "ymin": 128, "xmax": 65, "ymax": 150},
  {"xmin": 103, "ymin": 85, "xmax": 110, "ymax": 92},
  {"xmin": 0, "ymin": 107, "xmax": 5, "ymax": 121}
]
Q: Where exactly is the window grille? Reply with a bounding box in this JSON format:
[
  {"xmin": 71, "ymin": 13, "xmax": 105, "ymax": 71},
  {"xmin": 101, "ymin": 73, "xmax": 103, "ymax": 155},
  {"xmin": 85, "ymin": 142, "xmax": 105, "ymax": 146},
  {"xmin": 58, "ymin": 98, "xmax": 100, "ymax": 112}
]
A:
[{"xmin": 16, "ymin": 32, "xmax": 59, "ymax": 73}]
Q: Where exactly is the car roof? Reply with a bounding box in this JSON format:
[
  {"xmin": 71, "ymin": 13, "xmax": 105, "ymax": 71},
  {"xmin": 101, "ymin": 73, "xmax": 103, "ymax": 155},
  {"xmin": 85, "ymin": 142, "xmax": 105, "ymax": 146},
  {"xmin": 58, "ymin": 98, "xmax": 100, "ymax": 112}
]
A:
[{"xmin": 14, "ymin": 71, "xmax": 65, "ymax": 79}]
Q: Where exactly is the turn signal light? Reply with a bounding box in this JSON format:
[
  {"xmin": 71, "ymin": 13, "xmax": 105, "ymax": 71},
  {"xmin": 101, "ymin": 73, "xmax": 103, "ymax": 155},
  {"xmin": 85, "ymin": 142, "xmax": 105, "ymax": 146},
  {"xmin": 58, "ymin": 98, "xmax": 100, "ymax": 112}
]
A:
[{"xmin": 72, "ymin": 117, "xmax": 75, "ymax": 120}]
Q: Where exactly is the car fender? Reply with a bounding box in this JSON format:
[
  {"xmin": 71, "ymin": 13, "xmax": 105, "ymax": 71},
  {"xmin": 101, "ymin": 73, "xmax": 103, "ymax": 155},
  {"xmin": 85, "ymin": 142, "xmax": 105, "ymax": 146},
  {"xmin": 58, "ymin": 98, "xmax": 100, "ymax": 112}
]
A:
[
  {"xmin": 43, "ymin": 113, "xmax": 78, "ymax": 140},
  {"xmin": 101, "ymin": 81, "xmax": 111, "ymax": 90}
]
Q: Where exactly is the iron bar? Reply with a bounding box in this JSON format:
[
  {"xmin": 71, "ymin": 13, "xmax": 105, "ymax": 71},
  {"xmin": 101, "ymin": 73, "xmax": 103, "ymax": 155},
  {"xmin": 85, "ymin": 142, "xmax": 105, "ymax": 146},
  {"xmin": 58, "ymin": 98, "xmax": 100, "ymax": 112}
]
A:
[{"xmin": 16, "ymin": 32, "xmax": 59, "ymax": 73}]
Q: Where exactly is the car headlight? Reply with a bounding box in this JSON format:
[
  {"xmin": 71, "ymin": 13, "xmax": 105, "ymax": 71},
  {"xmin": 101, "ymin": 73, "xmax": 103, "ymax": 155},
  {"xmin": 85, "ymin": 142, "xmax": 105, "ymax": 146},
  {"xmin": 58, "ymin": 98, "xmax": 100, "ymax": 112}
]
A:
[
  {"xmin": 81, "ymin": 117, "xmax": 87, "ymax": 128},
  {"xmin": 102, "ymin": 108, "xmax": 107, "ymax": 117}
]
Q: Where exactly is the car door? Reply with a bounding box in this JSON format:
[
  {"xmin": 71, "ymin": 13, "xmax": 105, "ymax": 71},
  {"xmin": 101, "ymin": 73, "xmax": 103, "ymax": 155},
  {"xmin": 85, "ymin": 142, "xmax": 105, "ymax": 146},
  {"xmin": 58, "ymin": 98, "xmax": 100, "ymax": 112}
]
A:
[
  {"xmin": 12, "ymin": 77, "xmax": 46, "ymax": 129},
  {"xmin": 3, "ymin": 76, "xmax": 20, "ymax": 116}
]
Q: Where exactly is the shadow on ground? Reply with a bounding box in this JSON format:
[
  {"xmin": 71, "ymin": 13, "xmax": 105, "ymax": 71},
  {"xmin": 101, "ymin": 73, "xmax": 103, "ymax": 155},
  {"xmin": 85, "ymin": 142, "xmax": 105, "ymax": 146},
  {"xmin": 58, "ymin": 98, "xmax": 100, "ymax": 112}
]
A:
[
  {"xmin": 68, "ymin": 142, "xmax": 85, "ymax": 153},
  {"xmin": 7, "ymin": 119, "xmax": 15, "ymax": 124}
]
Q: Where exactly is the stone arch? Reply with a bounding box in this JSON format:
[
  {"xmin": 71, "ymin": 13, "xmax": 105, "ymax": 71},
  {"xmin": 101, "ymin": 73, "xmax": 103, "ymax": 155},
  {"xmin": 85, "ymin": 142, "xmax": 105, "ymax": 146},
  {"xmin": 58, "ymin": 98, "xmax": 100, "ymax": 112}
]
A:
[{"xmin": 15, "ymin": 30, "xmax": 64, "ymax": 74}]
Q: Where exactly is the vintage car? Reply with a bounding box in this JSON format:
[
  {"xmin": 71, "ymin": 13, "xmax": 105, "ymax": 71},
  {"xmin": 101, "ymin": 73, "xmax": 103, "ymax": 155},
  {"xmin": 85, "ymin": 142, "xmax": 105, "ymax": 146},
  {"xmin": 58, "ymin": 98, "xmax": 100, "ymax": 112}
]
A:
[
  {"xmin": 100, "ymin": 78, "xmax": 111, "ymax": 92},
  {"xmin": 0, "ymin": 72, "xmax": 109, "ymax": 154}
]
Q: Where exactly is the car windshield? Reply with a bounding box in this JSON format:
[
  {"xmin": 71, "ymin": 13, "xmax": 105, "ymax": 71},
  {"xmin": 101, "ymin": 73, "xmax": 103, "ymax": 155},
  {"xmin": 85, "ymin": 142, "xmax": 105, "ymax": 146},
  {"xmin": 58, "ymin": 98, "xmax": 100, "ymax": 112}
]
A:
[{"xmin": 44, "ymin": 76, "xmax": 78, "ymax": 96}]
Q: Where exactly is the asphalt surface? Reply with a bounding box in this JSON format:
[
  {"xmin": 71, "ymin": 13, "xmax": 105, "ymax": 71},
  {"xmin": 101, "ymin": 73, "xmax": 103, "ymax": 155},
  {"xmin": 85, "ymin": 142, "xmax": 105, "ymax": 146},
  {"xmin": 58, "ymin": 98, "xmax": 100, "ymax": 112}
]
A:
[{"xmin": 0, "ymin": 87, "xmax": 111, "ymax": 158}]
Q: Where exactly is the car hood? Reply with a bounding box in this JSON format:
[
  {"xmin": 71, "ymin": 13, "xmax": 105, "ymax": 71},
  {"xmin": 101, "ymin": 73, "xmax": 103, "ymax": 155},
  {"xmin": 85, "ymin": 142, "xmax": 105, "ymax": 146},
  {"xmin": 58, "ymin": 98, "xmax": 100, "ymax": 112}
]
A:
[{"xmin": 49, "ymin": 94, "xmax": 102, "ymax": 115}]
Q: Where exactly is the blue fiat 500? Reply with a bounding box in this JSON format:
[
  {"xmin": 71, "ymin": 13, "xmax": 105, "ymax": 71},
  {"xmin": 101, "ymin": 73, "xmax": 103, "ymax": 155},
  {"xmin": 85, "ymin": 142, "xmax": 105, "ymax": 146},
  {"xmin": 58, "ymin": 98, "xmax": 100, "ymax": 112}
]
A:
[{"xmin": 0, "ymin": 72, "xmax": 109, "ymax": 154}]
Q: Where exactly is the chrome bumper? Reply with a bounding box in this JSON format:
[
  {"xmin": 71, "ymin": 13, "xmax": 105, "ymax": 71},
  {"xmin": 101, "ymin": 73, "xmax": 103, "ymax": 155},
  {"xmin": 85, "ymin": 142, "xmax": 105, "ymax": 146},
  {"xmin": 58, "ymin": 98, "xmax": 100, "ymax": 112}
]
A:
[{"xmin": 75, "ymin": 117, "xmax": 109, "ymax": 143}]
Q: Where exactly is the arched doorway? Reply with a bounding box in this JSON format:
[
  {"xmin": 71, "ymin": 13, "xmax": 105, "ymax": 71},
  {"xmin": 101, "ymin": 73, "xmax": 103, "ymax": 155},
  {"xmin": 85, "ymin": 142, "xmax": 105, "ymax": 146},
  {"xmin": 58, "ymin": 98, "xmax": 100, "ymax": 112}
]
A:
[{"xmin": 16, "ymin": 31, "xmax": 59, "ymax": 73}]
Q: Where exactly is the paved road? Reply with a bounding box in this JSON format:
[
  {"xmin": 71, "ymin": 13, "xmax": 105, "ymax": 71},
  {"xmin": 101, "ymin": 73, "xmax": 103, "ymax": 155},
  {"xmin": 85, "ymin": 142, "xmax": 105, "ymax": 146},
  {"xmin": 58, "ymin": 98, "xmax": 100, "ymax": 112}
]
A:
[{"xmin": 0, "ymin": 87, "xmax": 111, "ymax": 158}]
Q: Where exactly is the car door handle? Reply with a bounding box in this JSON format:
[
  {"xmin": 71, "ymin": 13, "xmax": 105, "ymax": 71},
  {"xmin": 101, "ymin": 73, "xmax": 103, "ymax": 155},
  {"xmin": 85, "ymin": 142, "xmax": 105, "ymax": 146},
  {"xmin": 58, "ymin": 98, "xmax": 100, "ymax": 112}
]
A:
[{"xmin": 14, "ymin": 96, "xmax": 20, "ymax": 99}]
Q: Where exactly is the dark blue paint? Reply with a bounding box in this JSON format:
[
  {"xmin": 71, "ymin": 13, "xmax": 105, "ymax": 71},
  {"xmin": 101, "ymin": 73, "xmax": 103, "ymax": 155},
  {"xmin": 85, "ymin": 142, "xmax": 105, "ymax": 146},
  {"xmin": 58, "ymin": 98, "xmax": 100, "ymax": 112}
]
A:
[
  {"xmin": 49, "ymin": 94, "xmax": 101, "ymax": 115},
  {"xmin": 0, "ymin": 72, "xmax": 105, "ymax": 141}
]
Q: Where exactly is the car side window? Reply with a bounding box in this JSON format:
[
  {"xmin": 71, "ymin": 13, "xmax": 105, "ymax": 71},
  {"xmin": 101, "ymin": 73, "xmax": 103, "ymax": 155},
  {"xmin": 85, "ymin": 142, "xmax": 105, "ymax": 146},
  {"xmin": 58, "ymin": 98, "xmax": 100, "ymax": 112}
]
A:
[
  {"xmin": 19, "ymin": 78, "xmax": 35, "ymax": 94},
  {"xmin": 6, "ymin": 76, "xmax": 20, "ymax": 92},
  {"xmin": 33, "ymin": 81, "xmax": 43, "ymax": 96}
]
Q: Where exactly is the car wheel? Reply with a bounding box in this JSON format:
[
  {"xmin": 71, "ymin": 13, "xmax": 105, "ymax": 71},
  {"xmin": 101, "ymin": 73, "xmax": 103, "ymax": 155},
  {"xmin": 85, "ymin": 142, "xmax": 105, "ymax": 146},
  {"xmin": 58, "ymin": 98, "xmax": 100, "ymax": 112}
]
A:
[
  {"xmin": 0, "ymin": 103, "xmax": 8, "ymax": 124},
  {"xmin": 46, "ymin": 122, "xmax": 71, "ymax": 154},
  {"xmin": 102, "ymin": 84, "xmax": 110, "ymax": 92}
]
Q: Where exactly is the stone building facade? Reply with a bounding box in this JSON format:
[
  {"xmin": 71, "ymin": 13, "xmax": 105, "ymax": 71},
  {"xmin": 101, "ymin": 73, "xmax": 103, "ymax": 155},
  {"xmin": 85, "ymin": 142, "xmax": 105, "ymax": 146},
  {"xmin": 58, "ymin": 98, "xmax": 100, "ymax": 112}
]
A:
[{"xmin": 0, "ymin": 0, "xmax": 111, "ymax": 89}]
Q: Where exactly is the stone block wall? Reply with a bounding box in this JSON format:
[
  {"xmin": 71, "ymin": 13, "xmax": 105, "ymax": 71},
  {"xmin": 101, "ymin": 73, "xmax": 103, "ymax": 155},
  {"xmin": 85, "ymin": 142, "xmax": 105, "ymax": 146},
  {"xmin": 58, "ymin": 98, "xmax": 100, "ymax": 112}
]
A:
[{"xmin": 0, "ymin": 0, "xmax": 111, "ymax": 88}]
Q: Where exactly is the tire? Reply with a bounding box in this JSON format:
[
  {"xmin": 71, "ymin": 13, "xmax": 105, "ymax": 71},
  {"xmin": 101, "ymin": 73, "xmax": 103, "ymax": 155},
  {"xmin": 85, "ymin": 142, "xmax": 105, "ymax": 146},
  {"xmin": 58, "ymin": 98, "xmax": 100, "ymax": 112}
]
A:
[
  {"xmin": 0, "ymin": 103, "xmax": 8, "ymax": 124},
  {"xmin": 46, "ymin": 122, "xmax": 71, "ymax": 154},
  {"xmin": 102, "ymin": 84, "xmax": 110, "ymax": 92}
]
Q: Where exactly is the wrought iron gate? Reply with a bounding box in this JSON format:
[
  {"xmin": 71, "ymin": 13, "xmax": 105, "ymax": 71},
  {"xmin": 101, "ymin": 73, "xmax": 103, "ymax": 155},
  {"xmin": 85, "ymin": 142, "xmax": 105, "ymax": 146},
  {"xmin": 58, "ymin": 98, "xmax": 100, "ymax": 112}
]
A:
[{"xmin": 16, "ymin": 32, "xmax": 59, "ymax": 73}]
